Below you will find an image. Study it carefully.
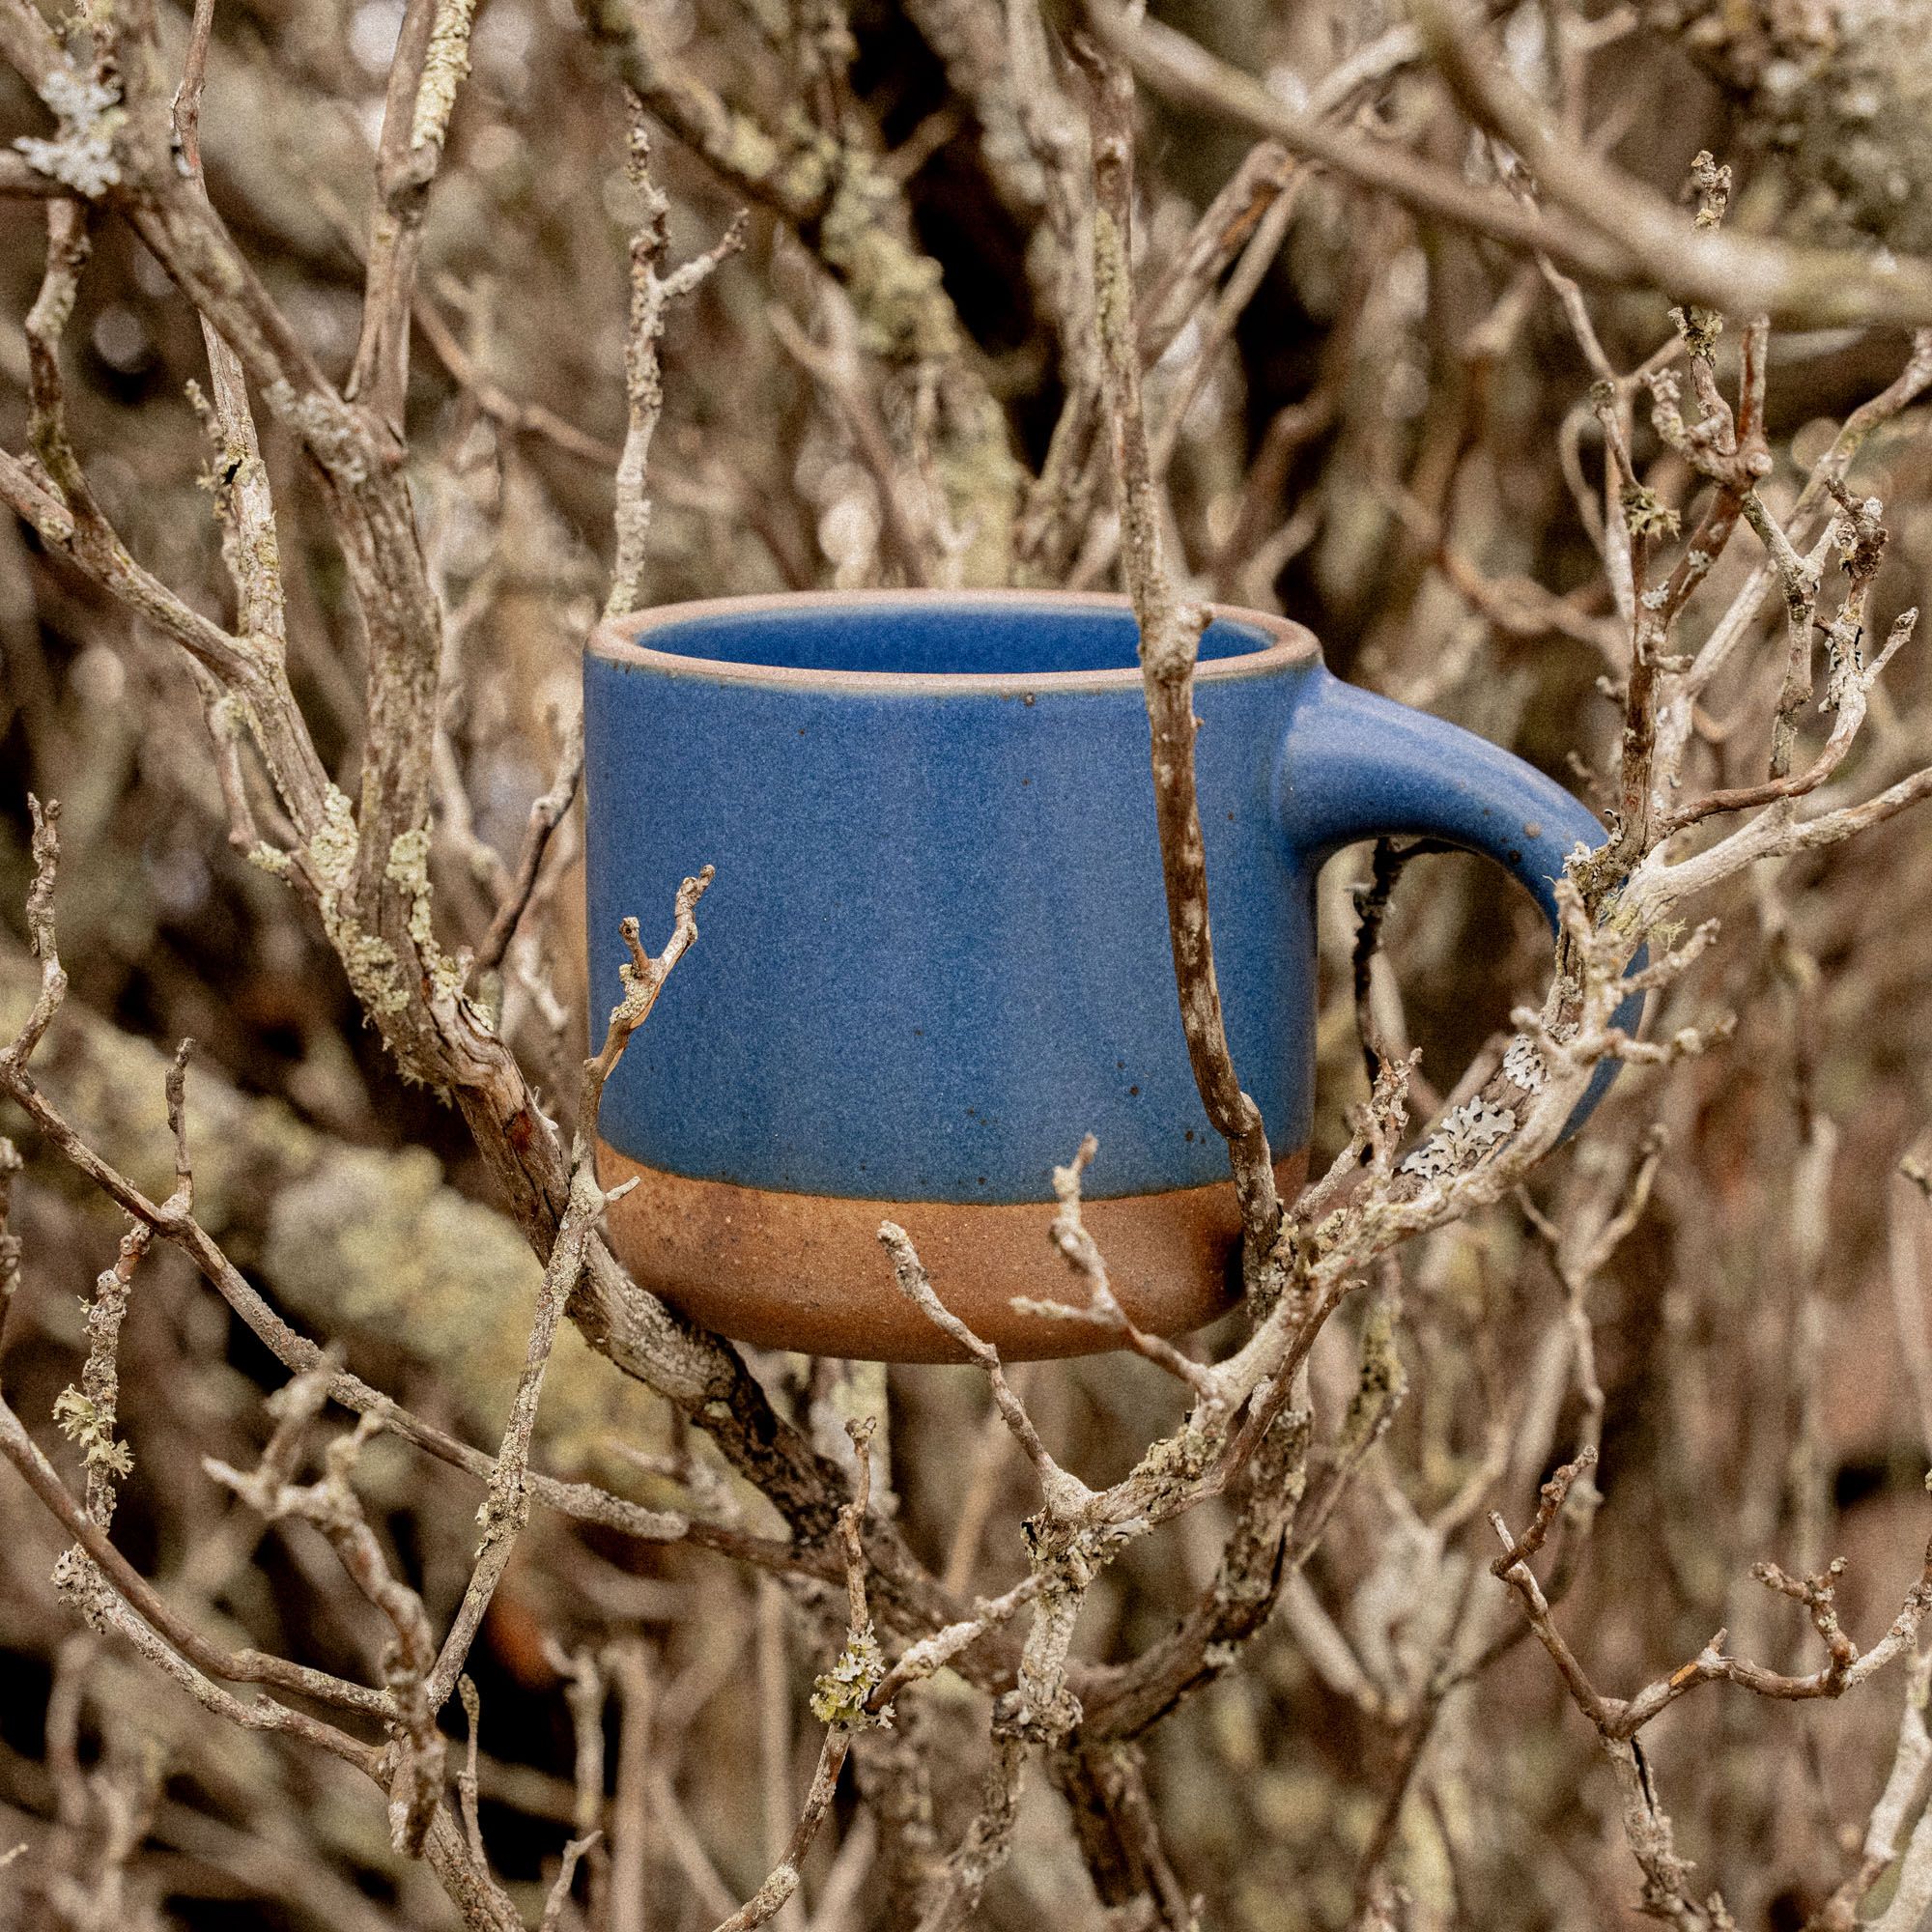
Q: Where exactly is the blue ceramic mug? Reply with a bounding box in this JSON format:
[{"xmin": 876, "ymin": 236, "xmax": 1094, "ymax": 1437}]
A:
[{"xmin": 584, "ymin": 591, "xmax": 1619, "ymax": 1361}]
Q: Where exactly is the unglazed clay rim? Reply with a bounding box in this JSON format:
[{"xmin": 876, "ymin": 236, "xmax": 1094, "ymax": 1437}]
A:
[{"xmin": 585, "ymin": 587, "xmax": 1322, "ymax": 696}]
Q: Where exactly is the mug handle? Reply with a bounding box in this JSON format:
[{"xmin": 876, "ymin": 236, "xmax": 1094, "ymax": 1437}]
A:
[{"xmin": 1271, "ymin": 668, "xmax": 1644, "ymax": 1133}]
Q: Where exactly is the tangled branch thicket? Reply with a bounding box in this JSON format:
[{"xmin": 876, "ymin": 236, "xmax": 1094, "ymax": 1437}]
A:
[{"xmin": 11, "ymin": 0, "xmax": 1932, "ymax": 1926}]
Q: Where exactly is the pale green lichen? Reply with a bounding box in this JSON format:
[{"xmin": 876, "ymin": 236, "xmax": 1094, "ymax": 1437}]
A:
[
  {"xmin": 810, "ymin": 1623, "xmax": 888, "ymax": 1728},
  {"xmin": 1621, "ymin": 482, "xmax": 1682, "ymax": 540},
  {"xmin": 1092, "ymin": 203, "xmax": 1135, "ymax": 364},
  {"xmin": 385, "ymin": 826, "xmax": 467, "ymax": 1008},
  {"xmin": 1670, "ymin": 302, "xmax": 1725, "ymax": 358},
  {"xmin": 207, "ymin": 690, "xmax": 247, "ymax": 740},
  {"xmin": 340, "ymin": 927, "xmax": 406, "ymax": 1013},
  {"xmin": 929, "ymin": 386, "xmax": 1023, "ymax": 584},
  {"xmin": 262, "ymin": 1143, "xmax": 668, "ymax": 1465},
  {"xmin": 733, "ymin": 111, "xmax": 805, "ymax": 205},
  {"xmin": 818, "ymin": 156, "xmax": 957, "ymax": 364},
  {"xmin": 53, "ymin": 1387, "xmax": 132, "ymax": 1477},
  {"xmin": 1, "ymin": 947, "xmax": 665, "ymax": 1462},
  {"xmin": 307, "ymin": 788, "xmax": 407, "ymax": 1017},
  {"xmin": 1338, "ymin": 1295, "xmax": 1407, "ymax": 1458},
  {"xmin": 384, "ymin": 828, "xmax": 435, "ymax": 947},
  {"xmin": 14, "ymin": 72, "xmax": 124, "ymax": 196},
  {"xmin": 1129, "ymin": 1424, "xmax": 1217, "ymax": 1495},
  {"xmin": 411, "ymin": 0, "xmax": 478, "ymax": 151},
  {"xmin": 309, "ymin": 786, "xmax": 359, "ymax": 883}
]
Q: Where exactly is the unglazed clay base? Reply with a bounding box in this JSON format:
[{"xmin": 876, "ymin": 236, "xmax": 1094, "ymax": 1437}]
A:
[{"xmin": 596, "ymin": 1142, "xmax": 1311, "ymax": 1362}]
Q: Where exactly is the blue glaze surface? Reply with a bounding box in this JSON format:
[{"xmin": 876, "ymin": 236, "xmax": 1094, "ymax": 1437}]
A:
[
  {"xmin": 638, "ymin": 600, "xmax": 1267, "ymax": 675},
  {"xmin": 583, "ymin": 595, "xmax": 1630, "ymax": 1205}
]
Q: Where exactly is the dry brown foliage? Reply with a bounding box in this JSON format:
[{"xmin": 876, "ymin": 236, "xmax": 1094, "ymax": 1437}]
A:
[{"xmin": 7, "ymin": 3, "xmax": 1932, "ymax": 1928}]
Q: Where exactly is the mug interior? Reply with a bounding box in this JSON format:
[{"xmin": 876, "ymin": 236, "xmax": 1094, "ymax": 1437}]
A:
[{"xmin": 635, "ymin": 600, "xmax": 1278, "ymax": 677}]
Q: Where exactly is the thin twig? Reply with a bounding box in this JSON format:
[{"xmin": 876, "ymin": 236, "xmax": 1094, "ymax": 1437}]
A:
[
  {"xmin": 877, "ymin": 1220, "xmax": 1091, "ymax": 1521},
  {"xmin": 606, "ymin": 103, "xmax": 748, "ymax": 620},
  {"xmin": 0, "ymin": 1388, "xmax": 391, "ymax": 1719},
  {"xmin": 1008, "ymin": 1136, "xmax": 1217, "ymax": 1394},
  {"xmin": 471, "ymin": 708, "xmax": 584, "ymax": 979},
  {"xmin": 1081, "ymin": 40, "xmax": 1279, "ymax": 1249}
]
